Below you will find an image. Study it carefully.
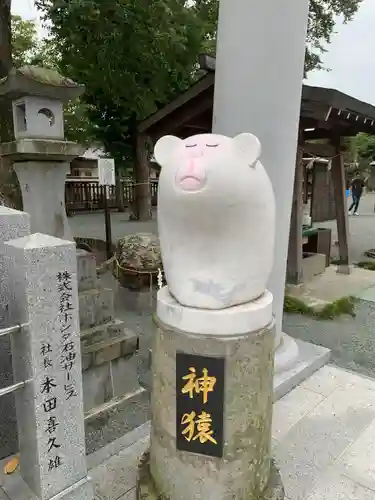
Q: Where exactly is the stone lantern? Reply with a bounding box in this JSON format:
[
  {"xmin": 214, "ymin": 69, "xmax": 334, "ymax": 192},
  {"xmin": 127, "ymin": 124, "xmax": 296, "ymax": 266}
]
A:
[{"xmin": 0, "ymin": 66, "xmax": 84, "ymax": 240}]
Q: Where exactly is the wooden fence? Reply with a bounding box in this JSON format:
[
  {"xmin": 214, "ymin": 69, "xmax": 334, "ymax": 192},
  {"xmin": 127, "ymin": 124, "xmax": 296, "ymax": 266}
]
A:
[{"xmin": 65, "ymin": 179, "xmax": 158, "ymax": 213}]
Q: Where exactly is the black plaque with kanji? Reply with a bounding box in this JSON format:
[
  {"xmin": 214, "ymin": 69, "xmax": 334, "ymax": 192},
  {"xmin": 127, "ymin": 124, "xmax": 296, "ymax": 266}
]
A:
[{"xmin": 176, "ymin": 352, "xmax": 225, "ymax": 458}]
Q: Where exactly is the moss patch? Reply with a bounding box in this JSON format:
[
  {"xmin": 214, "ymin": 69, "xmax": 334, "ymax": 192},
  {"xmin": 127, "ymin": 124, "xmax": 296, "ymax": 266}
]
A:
[
  {"xmin": 284, "ymin": 295, "xmax": 356, "ymax": 320},
  {"xmin": 357, "ymin": 260, "xmax": 375, "ymax": 271},
  {"xmin": 331, "ymin": 258, "xmax": 375, "ymax": 271}
]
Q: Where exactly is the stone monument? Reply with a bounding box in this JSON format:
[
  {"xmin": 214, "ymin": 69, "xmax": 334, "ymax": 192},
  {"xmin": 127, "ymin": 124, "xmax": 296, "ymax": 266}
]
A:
[
  {"xmin": 4, "ymin": 232, "xmax": 93, "ymax": 500},
  {"xmin": 137, "ymin": 133, "xmax": 284, "ymax": 499}
]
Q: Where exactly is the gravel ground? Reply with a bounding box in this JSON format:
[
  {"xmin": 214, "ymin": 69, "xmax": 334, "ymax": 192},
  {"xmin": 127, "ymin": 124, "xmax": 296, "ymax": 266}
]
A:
[{"xmin": 284, "ymin": 306, "xmax": 375, "ymax": 379}]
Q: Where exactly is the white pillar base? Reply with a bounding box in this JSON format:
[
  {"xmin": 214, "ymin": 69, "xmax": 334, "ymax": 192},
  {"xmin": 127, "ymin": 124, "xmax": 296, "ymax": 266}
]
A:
[
  {"xmin": 274, "ymin": 333, "xmax": 300, "ymax": 374},
  {"xmin": 274, "ymin": 334, "xmax": 331, "ymax": 401}
]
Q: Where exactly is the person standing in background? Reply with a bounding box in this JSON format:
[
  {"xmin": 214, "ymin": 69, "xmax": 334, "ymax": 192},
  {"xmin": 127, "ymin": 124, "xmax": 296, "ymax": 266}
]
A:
[{"xmin": 348, "ymin": 171, "xmax": 365, "ymax": 216}]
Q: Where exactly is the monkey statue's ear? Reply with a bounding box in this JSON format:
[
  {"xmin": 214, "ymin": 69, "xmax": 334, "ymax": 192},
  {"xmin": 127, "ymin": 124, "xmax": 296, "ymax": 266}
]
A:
[
  {"xmin": 233, "ymin": 133, "xmax": 261, "ymax": 168},
  {"xmin": 154, "ymin": 135, "xmax": 182, "ymax": 167}
]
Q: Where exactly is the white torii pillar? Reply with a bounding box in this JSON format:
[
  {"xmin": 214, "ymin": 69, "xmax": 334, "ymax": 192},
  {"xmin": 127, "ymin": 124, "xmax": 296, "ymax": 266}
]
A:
[{"xmin": 212, "ymin": 0, "xmax": 310, "ymax": 371}]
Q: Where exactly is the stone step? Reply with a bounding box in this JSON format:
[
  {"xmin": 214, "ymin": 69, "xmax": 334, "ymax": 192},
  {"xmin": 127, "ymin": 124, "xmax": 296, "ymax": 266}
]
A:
[
  {"xmin": 77, "ymin": 248, "xmax": 98, "ymax": 292},
  {"xmin": 81, "ymin": 320, "xmax": 138, "ymax": 371},
  {"xmin": 80, "ymin": 318, "xmax": 127, "ymax": 344},
  {"xmin": 79, "ymin": 286, "xmax": 114, "ymax": 329},
  {"xmin": 82, "ymin": 350, "xmax": 141, "ymax": 414},
  {"xmin": 84, "ymin": 386, "xmax": 150, "ymax": 455}
]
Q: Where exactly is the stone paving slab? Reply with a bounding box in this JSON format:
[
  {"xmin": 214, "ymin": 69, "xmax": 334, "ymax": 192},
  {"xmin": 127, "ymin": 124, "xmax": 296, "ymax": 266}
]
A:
[
  {"xmin": 272, "ymin": 385, "xmax": 325, "ymax": 441},
  {"xmin": 2, "ymin": 364, "xmax": 375, "ymax": 500},
  {"xmin": 78, "ymin": 363, "xmax": 375, "ymax": 500},
  {"xmin": 299, "ymin": 364, "xmax": 375, "ymax": 395},
  {"xmin": 273, "ymin": 364, "xmax": 375, "ymax": 500},
  {"xmin": 91, "ymin": 438, "xmax": 147, "ymax": 500},
  {"xmin": 305, "ymin": 472, "xmax": 375, "ymax": 500},
  {"xmin": 274, "ymin": 385, "xmax": 375, "ymax": 499},
  {"xmin": 337, "ymin": 418, "xmax": 375, "ymax": 491}
]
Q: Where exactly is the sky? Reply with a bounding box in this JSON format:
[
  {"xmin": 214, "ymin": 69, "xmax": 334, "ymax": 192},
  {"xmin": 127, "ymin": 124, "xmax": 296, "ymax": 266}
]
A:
[{"xmin": 11, "ymin": 0, "xmax": 375, "ymax": 105}]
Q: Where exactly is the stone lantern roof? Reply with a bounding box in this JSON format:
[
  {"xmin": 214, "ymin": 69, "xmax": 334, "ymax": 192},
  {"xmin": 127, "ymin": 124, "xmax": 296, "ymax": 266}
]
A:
[{"xmin": 0, "ymin": 66, "xmax": 84, "ymax": 102}]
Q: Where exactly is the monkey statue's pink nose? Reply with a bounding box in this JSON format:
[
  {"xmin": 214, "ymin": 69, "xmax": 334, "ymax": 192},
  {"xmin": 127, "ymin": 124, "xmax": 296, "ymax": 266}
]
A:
[
  {"xmin": 175, "ymin": 158, "xmax": 207, "ymax": 192},
  {"xmin": 187, "ymin": 159, "xmax": 196, "ymax": 175}
]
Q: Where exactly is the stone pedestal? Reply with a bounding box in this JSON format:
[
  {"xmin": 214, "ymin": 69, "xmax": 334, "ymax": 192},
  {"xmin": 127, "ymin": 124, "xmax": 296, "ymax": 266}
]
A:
[
  {"xmin": 137, "ymin": 287, "xmax": 284, "ymax": 500},
  {"xmin": 0, "ymin": 138, "xmax": 83, "ymax": 241},
  {"xmin": 14, "ymin": 161, "xmax": 73, "ymax": 241}
]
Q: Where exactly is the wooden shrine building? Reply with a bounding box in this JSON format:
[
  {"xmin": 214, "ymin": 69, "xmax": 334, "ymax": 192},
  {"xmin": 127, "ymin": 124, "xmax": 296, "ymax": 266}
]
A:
[{"xmin": 137, "ymin": 53, "xmax": 375, "ymax": 284}]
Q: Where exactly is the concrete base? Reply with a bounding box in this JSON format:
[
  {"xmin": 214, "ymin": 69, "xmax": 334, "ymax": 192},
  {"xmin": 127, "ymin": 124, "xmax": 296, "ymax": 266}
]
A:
[
  {"xmin": 302, "ymin": 253, "xmax": 326, "ymax": 282},
  {"xmin": 136, "ymin": 452, "xmax": 285, "ymax": 500},
  {"xmin": 274, "ymin": 337, "xmax": 331, "ymax": 401},
  {"xmin": 14, "ymin": 161, "xmax": 73, "ymax": 241},
  {"xmin": 337, "ymin": 264, "xmax": 353, "ymax": 275}
]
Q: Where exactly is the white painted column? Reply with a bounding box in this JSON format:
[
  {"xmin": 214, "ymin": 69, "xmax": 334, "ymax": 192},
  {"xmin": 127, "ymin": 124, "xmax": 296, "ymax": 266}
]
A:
[{"xmin": 212, "ymin": 0, "xmax": 310, "ymax": 348}]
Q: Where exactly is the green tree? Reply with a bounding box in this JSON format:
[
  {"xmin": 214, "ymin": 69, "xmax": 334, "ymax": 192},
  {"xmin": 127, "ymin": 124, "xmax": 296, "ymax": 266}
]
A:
[
  {"xmin": 1, "ymin": 9, "xmax": 93, "ymax": 207},
  {"xmin": 0, "ymin": 0, "xmax": 20, "ymax": 208},
  {"xmin": 11, "ymin": 14, "xmax": 39, "ymax": 67},
  {"xmin": 306, "ymin": 0, "xmax": 362, "ymax": 72},
  {"xmin": 192, "ymin": 0, "xmax": 362, "ymax": 73},
  {"xmin": 11, "ymin": 15, "xmax": 65, "ymax": 70},
  {"xmin": 0, "ymin": 0, "xmax": 12, "ymax": 78},
  {"xmin": 35, "ymin": 0, "xmax": 206, "ymax": 218},
  {"xmin": 11, "ymin": 15, "xmax": 94, "ymax": 146},
  {"xmin": 353, "ymin": 133, "xmax": 375, "ymax": 163},
  {"xmin": 34, "ymin": 0, "xmax": 362, "ymax": 218}
]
